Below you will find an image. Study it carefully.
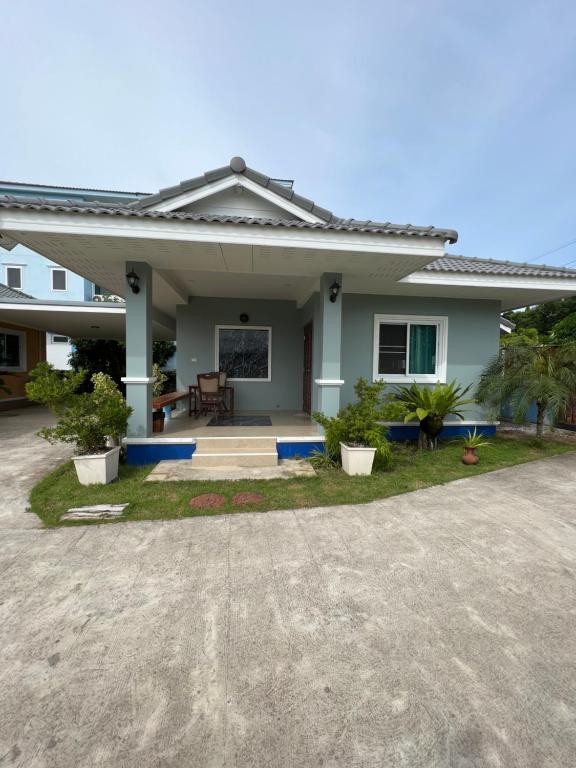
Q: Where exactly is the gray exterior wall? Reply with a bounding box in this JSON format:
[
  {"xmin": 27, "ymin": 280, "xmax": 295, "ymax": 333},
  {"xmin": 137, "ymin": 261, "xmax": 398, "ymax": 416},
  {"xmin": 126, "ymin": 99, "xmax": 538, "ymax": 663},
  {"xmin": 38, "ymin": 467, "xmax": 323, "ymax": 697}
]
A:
[
  {"xmin": 175, "ymin": 293, "xmax": 501, "ymax": 419},
  {"xmin": 340, "ymin": 294, "xmax": 501, "ymax": 419},
  {"xmin": 176, "ymin": 297, "xmax": 304, "ymax": 411}
]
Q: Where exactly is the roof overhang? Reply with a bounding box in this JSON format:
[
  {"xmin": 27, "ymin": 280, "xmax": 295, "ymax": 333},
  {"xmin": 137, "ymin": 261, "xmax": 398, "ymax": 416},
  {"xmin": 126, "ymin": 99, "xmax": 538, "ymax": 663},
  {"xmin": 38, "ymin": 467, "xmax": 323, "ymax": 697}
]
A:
[
  {"xmin": 0, "ymin": 299, "xmax": 175, "ymax": 340},
  {"xmin": 0, "ymin": 206, "xmax": 448, "ymax": 314},
  {"xmin": 2, "ymin": 204, "xmax": 576, "ymax": 313},
  {"xmin": 399, "ymin": 271, "xmax": 576, "ymax": 310}
]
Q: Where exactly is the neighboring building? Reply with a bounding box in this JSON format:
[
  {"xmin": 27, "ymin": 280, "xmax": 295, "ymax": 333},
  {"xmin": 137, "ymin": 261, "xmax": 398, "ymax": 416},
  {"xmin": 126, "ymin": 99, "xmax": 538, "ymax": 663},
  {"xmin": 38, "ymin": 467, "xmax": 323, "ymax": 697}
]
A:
[
  {"xmin": 2, "ymin": 156, "xmax": 576, "ymax": 464},
  {"xmin": 0, "ymin": 283, "xmax": 46, "ymax": 410},
  {"xmin": 0, "ymin": 180, "xmax": 147, "ymax": 368}
]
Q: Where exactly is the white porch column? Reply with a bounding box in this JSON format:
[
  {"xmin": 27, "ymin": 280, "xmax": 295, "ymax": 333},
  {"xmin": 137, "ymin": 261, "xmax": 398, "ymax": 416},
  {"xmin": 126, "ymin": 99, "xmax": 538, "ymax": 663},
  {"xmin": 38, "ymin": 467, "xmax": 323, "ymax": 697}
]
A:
[
  {"xmin": 315, "ymin": 272, "xmax": 344, "ymax": 417},
  {"xmin": 122, "ymin": 261, "xmax": 154, "ymax": 437}
]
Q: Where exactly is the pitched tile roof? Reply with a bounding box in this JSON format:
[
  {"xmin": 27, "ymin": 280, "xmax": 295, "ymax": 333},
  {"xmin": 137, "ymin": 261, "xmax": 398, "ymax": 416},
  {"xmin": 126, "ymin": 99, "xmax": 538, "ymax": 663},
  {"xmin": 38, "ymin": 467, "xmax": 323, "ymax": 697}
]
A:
[
  {"xmin": 425, "ymin": 254, "xmax": 576, "ymax": 279},
  {"xmin": 129, "ymin": 157, "xmax": 336, "ymax": 221},
  {"xmin": 0, "ymin": 195, "xmax": 458, "ymax": 242},
  {"xmin": 0, "ymin": 282, "xmax": 34, "ymax": 300}
]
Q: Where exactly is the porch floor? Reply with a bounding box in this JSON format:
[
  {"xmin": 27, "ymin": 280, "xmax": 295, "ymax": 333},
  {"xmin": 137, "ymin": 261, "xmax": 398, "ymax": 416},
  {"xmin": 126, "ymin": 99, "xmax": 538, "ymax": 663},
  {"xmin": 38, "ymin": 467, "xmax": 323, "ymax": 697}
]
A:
[{"xmin": 162, "ymin": 409, "xmax": 320, "ymax": 438}]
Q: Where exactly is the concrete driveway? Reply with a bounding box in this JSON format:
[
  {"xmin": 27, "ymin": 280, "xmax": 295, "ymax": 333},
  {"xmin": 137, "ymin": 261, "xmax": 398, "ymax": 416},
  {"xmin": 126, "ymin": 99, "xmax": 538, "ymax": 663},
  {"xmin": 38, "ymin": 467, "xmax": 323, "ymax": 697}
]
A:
[{"xmin": 1, "ymin": 409, "xmax": 576, "ymax": 767}]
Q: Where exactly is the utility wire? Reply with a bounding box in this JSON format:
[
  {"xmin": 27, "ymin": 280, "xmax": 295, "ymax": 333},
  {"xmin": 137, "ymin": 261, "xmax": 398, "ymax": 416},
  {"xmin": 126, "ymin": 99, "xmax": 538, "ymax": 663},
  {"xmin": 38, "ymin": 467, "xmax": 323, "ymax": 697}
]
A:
[{"xmin": 525, "ymin": 236, "xmax": 576, "ymax": 264}]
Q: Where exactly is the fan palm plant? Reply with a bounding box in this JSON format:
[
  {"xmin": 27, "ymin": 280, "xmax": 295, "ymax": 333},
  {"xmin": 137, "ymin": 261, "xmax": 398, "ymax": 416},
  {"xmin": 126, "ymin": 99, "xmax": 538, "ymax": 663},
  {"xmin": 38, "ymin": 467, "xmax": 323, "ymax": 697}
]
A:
[
  {"xmin": 476, "ymin": 343, "xmax": 576, "ymax": 438},
  {"xmin": 394, "ymin": 380, "xmax": 475, "ymax": 449}
]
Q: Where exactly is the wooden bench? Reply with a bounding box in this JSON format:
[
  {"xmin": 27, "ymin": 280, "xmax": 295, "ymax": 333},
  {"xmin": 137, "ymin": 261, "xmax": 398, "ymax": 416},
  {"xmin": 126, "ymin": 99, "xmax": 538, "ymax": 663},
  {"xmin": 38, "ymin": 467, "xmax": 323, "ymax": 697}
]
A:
[{"xmin": 153, "ymin": 390, "xmax": 189, "ymax": 411}]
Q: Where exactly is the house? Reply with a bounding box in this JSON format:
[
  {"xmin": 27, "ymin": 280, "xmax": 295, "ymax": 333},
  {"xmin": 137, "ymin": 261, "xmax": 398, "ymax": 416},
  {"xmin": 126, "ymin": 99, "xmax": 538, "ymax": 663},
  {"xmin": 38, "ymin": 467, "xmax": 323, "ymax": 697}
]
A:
[
  {"xmin": 0, "ymin": 180, "xmax": 148, "ymax": 368},
  {"xmin": 0, "ymin": 283, "xmax": 46, "ymax": 410},
  {"xmin": 1, "ymin": 156, "xmax": 576, "ymax": 464}
]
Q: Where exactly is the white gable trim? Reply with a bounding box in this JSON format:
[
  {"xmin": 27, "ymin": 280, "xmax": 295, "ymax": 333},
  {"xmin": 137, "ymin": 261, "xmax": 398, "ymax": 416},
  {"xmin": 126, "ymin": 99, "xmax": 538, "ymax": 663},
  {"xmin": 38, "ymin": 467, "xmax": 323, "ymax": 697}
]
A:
[{"xmin": 147, "ymin": 174, "xmax": 326, "ymax": 224}]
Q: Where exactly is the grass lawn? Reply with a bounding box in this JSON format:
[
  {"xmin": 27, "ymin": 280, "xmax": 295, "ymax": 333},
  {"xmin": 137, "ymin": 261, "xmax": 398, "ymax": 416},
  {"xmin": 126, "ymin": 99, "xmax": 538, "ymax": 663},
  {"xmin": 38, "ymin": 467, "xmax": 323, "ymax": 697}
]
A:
[{"xmin": 29, "ymin": 434, "xmax": 576, "ymax": 527}]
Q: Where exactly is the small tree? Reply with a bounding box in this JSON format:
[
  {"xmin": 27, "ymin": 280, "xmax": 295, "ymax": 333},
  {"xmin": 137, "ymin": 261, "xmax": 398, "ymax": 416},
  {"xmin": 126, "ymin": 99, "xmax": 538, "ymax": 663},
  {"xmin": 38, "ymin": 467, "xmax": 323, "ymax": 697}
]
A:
[
  {"xmin": 551, "ymin": 313, "xmax": 576, "ymax": 345},
  {"xmin": 476, "ymin": 344, "xmax": 576, "ymax": 437},
  {"xmin": 25, "ymin": 364, "xmax": 132, "ymax": 454},
  {"xmin": 69, "ymin": 339, "xmax": 176, "ymax": 389}
]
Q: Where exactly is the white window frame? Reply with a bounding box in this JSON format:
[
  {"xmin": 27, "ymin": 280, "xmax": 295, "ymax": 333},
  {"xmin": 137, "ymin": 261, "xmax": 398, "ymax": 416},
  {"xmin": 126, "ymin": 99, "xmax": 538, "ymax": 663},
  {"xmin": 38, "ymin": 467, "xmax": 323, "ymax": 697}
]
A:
[
  {"xmin": 0, "ymin": 327, "xmax": 27, "ymax": 372},
  {"xmin": 50, "ymin": 267, "xmax": 67, "ymax": 292},
  {"xmin": 5, "ymin": 265, "xmax": 23, "ymax": 290},
  {"xmin": 215, "ymin": 325, "xmax": 272, "ymax": 382},
  {"xmin": 373, "ymin": 314, "xmax": 448, "ymax": 384},
  {"xmin": 50, "ymin": 334, "xmax": 70, "ymax": 344}
]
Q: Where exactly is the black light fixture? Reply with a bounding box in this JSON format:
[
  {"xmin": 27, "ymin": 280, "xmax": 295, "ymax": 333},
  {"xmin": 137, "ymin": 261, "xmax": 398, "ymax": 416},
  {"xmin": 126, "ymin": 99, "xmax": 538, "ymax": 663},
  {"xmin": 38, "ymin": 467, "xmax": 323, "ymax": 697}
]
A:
[
  {"xmin": 329, "ymin": 281, "xmax": 341, "ymax": 303},
  {"xmin": 126, "ymin": 269, "xmax": 140, "ymax": 294}
]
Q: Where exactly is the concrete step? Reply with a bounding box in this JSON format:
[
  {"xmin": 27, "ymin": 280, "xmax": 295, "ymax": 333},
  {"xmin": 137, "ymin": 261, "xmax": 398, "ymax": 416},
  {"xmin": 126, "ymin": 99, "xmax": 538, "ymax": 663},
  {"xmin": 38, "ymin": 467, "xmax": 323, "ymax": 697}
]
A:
[
  {"xmin": 194, "ymin": 436, "xmax": 277, "ymax": 454},
  {"xmin": 192, "ymin": 451, "xmax": 278, "ymax": 468}
]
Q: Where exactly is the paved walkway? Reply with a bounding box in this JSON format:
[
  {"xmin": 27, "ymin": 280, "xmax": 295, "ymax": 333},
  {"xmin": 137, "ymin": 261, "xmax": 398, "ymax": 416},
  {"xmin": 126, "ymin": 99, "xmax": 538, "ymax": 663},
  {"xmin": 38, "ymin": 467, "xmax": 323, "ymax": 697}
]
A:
[{"xmin": 1, "ymin": 410, "xmax": 576, "ymax": 767}]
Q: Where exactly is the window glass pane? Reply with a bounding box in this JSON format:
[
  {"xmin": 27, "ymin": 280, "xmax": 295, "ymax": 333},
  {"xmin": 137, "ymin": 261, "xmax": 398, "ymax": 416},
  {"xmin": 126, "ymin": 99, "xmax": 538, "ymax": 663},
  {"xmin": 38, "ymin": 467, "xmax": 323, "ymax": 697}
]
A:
[
  {"xmin": 52, "ymin": 270, "xmax": 66, "ymax": 290},
  {"xmin": 218, "ymin": 328, "xmax": 270, "ymax": 379},
  {"xmin": 52, "ymin": 335, "xmax": 69, "ymax": 343},
  {"xmin": 0, "ymin": 333, "xmax": 20, "ymax": 367},
  {"xmin": 6, "ymin": 267, "xmax": 21, "ymax": 289},
  {"xmin": 378, "ymin": 323, "xmax": 407, "ymax": 375},
  {"xmin": 408, "ymin": 324, "xmax": 437, "ymax": 375}
]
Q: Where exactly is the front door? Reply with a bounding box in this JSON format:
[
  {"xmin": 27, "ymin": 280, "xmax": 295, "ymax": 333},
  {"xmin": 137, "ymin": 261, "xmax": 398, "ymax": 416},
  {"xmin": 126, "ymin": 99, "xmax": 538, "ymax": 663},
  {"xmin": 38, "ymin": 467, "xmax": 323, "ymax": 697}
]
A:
[{"xmin": 303, "ymin": 322, "xmax": 313, "ymax": 413}]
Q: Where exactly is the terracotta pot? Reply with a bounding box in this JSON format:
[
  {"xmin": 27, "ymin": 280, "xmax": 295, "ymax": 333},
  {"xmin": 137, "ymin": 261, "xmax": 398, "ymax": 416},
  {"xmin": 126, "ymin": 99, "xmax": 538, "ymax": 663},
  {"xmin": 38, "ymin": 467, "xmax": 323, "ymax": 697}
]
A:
[{"xmin": 462, "ymin": 447, "xmax": 479, "ymax": 465}]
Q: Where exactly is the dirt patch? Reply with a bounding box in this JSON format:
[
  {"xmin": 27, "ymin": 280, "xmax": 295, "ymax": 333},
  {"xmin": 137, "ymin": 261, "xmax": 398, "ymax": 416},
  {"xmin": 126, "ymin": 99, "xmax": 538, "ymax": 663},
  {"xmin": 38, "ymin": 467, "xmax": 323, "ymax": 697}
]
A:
[
  {"xmin": 189, "ymin": 493, "xmax": 226, "ymax": 509},
  {"xmin": 232, "ymin": 492, "xmax": 266, "ymax": 505}
]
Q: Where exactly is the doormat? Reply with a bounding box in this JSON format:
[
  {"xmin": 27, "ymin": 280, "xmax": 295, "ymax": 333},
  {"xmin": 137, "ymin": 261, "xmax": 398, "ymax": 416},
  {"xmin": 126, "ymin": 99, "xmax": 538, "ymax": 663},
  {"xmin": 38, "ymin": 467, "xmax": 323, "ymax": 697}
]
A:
[{"xmin": 207, "ymin": 415, "xmax": 272, "ymax": 427}]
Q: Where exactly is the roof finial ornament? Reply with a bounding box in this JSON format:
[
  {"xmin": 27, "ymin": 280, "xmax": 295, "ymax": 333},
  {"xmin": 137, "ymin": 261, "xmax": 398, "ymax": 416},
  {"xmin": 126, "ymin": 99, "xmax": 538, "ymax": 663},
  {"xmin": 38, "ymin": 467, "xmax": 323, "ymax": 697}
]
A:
[{"xmin": 230, "ymin": 156, "xmax": 246, "ymax": 173}]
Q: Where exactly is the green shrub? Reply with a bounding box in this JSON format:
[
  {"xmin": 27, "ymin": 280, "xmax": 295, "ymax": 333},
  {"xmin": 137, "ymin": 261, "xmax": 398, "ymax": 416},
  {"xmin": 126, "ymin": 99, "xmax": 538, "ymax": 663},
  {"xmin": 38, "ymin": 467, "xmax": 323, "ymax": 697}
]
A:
[
  {"xmin": 25, "ymin": 364, "xmax": 132, "ymax": 455},
  {"xmin": 26, "ymin": 362, "xmax": 86, "ymax": 415},
  {"xmin": 394, "ymin": 380, "xmax": 475, "ymax": 449},
  {"xmin": 313, "ymin": 378, "xmax": 406, "ymax": 470}
]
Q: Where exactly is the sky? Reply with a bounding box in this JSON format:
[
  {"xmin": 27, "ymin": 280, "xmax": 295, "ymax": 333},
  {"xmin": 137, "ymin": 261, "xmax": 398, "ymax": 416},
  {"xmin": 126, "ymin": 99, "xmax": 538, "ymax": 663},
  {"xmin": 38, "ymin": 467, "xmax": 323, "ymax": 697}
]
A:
[{"xmin": 3, "ymin": 0, "xmax": 576, "ymax": 266}]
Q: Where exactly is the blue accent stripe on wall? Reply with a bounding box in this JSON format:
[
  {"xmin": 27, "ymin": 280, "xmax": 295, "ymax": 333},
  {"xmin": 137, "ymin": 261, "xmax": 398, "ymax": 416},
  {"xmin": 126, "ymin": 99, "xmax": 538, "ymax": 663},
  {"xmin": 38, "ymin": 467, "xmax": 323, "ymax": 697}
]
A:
[
  {"xmin": 387, "ymin": 424, "xmax": 496, "ymax": 441},
  {"xmin": 126, "ymin": 425, "xmax": 496, "ymax": 465},
  {"xmin": 126, "ymin": 443, "xmax": 196, "ymax": 465},
  {"xmin": 277, "ymin": 441, "xmax": 326, "ymax": 459}
]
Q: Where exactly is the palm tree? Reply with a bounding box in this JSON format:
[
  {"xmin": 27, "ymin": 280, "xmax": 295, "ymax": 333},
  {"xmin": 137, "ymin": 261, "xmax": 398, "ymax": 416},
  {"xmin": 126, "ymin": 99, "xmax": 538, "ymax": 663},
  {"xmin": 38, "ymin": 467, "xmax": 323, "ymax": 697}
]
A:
[{"xmin": 476, "ymin": 344, "xmax": 576, "ymax": 437}]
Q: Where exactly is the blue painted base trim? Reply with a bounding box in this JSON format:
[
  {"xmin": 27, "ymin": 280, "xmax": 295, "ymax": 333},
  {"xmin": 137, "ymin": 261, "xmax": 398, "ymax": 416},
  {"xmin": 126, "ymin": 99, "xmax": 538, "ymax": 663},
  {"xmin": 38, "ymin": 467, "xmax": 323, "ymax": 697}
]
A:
[
  {"xmin": 277, "ymin": 441, "xmax": 325, "ymax": 459},
  {"xmin": 127, "ymin": 443, "xmax": 196, "ymax": 465},
  {"xmin": 126, "ymin": 427, "xmax": 496, "ymax": 465},
  {"xmin": 387, "ymin": 424, "xmax": 496, "ymax": 441}
]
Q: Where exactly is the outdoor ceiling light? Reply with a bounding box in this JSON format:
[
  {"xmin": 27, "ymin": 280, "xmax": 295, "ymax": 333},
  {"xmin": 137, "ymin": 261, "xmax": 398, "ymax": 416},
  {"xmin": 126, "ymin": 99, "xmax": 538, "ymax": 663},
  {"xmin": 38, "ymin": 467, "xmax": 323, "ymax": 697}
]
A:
[
  {"xmin": 329, "ymin": 281, "xmax": 341, "ymax": 303},
  {"xmin": 126, "ymin": 269, "xmax": 140, "ymax": 294}
]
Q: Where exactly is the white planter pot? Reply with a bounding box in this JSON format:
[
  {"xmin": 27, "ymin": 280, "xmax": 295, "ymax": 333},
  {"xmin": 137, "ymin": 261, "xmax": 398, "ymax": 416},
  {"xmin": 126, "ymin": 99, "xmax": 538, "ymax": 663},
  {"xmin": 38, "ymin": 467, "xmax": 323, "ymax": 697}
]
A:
[
  {"xmin": 73, "ymin": 446, "xmax": 120, "ymax": 486},
  {"xmin": 340, "ymin": 442, "xmax": 377, "ymax": 476}
]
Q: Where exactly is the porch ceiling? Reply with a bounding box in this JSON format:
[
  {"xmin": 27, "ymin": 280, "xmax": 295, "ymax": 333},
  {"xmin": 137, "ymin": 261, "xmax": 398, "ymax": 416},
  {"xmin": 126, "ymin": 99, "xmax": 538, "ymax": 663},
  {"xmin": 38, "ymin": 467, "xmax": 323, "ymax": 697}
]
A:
[
  {"xmin": 9, "ymin": 228, "xmax": 443, "ymax": 315},
  {"xmin": 0, "ymin": 300, "xmax": 175, "ymax": 340}
]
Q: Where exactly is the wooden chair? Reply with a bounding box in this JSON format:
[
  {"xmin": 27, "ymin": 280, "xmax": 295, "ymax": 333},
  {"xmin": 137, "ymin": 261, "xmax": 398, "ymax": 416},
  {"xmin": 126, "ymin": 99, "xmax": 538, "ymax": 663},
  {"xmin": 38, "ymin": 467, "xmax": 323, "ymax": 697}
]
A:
[
  {"xmin": 218, "ymin": 371, "xmax": 227, "ymax": 388},
  {"xmin": 197, "ymin": 373, "xmax": 227, "ymax": 416}
]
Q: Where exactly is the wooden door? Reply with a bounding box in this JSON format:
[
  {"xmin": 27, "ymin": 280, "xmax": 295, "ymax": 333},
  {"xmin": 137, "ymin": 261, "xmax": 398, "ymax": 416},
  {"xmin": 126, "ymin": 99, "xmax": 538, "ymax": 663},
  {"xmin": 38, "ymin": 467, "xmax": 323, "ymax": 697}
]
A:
[{"xmin": 303, "ymin": 323, "xmax": 313, "ymax": 414}]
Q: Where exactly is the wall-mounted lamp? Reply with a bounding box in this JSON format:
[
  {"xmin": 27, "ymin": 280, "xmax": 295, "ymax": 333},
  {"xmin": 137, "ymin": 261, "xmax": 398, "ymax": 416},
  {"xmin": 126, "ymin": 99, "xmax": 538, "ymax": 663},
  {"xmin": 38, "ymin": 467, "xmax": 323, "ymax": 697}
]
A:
[
  {"xmin": 329, "ymin": 281, "xmax": 341, "ymax": 303},
  {"xmin": 126, "ymin": 269, "xmax": 140, "ymax": 294}
]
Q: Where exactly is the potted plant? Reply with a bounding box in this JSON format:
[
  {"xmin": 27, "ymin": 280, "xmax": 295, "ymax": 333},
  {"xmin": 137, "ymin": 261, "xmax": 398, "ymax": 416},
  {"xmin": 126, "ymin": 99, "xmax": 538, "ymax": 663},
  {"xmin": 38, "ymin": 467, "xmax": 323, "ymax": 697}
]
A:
[
  {"xmin": 25, "ymin": 363, "xmax": 132, "ymax": 485},
  {"xmin": 314, "ymin": 378, "xmax": 406, "ymax": 475},
  {"xmin": 152, "ymin": 363, "xmax": 168, "ymax": 433},
  {"xmin": 394, "ymin": 380, "xmax": 475, "ymax": 450},
  {"xmin": 457, "ymin": 428, "xmax": 492, "ymax": 465}
]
